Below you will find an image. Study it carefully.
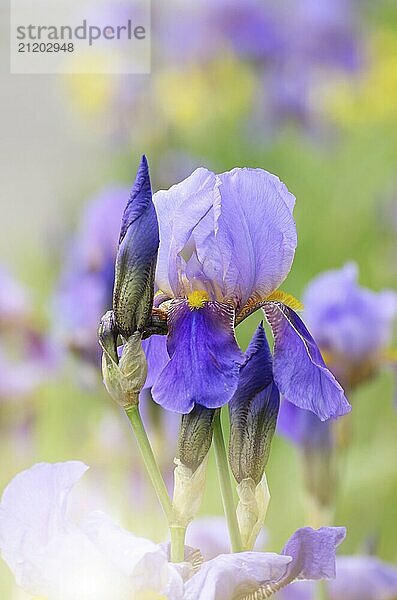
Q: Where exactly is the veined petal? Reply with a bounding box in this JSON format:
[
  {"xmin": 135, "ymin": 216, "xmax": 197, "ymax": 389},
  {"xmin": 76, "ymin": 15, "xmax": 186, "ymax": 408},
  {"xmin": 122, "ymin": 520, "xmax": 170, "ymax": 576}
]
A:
[
  {"xmin": 0, "ymin": 461, "xmax": 88, "ymax": 588},
  {"xmin": 151, "ymin": 300, "xmax": 243, "ymax": 413},
  {"xmin": 153, "ymin": 168, "xmax": 219, "ymax": 298},
  {"xmin": 229, "ymin": 323, "xmax": 280, "ymax": 485},
  {"xmin": 184, "ymin": 552, "xmax": 291, "ymax": 600},
  {"xmin": 263, "ymin": 303, "xmax": 351, "ymax": 420},
  {"xmin": 152, "ymin": 167, "xmax": 297, "ymax": 310},
  {"xmin": 278, "ymin": 526, "xmax": 346, "ymax": 588},
  {"xmin": 182, "ymin": 527, "xmax": 345, "ymax": 600},
  {"xmin": 113, "ymin": 155, "xmax": 159, "ymax": 337},
  {"xmin": 197, "ymin": 168, "xmax": 297, "ymax": 310}
]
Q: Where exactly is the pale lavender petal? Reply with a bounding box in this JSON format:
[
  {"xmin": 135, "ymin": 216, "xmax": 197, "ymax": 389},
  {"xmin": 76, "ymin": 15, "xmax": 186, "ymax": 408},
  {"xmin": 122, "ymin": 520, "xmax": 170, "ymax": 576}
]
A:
[
  {"xmin": 152, "ymin": 300, "xmax": 243, "ymax": 413},
  {"xmin": 0, "ymin": 462, "xmax": 88, "ymax": 587},
  {"xmin": 279, "ymin": 526, "xmax": 346, "ymax": 587},
  {"xmin": 194, "ymin": 168, "xmax": 297, "ymax": 310},
  {"xmin": 153, "ymin": 168, "xmax": 218, "ymax": 298},
  {"xmin": 184, "ymin": 552, "xmax": 291, "ymax": 600},
  {"xmin": 263, "ymin": 303, "xmax": 351, "ymax": 420},
  {"xmin": 153, "ymin": 167, "xmax": 297, "ymax": 310}
]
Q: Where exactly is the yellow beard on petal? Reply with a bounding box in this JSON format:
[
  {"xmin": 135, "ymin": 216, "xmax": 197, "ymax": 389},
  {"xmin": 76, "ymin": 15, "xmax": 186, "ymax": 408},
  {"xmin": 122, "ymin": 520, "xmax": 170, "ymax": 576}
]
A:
[
  {"xmin": 265, "ymin": 290, "xmax": 304, "ymax": 312},
  {"xmin": 187, "ymin": 290, "xmax": 210, "ymax": 310}
]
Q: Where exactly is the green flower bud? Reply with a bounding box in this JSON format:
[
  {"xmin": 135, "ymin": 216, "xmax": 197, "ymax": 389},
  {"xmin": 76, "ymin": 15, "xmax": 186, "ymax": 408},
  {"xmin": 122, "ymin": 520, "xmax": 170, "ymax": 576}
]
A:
[{"xmin": 99, "ymin": 311, "xmax": 147, "ymax": 409}]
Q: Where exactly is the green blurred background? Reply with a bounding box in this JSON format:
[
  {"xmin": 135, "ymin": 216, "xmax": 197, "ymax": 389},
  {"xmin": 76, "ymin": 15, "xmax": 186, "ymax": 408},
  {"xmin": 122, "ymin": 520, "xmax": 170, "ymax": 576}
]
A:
[{"xmin": 1, "ymin": 0, "xmax": 397, "ymax": 595}]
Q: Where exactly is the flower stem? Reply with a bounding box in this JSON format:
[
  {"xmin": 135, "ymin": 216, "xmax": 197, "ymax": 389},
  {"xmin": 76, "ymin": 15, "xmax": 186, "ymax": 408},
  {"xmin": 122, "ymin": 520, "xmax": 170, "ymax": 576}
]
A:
[
  {"xmin": 125, "ymin": 405, "xmax": 173, "ymax": 523},
  {"xmin": 317, "ymin": 579, "xmax": 330, "ymax": 600},
  {"xmin": 213, "ymin": 409, "xmax": 243, "ymax": 553},
  {"xmin": 170, "ymin": 525, "xmax": 186, "ymax": 563}
]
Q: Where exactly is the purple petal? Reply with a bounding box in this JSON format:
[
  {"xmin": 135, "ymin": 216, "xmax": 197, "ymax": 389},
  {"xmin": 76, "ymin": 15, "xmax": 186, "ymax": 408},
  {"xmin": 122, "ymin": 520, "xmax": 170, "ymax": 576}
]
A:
[
  {"xmin": 279, "ymin": 526, "xmax": 346, "ymax": 588},
  {"xmin": 153, "ymin": 167, "xmax": 297, "ymax": 310},
  {"xmin": 151, "ymin": 300, "xmax": 243, "ymax": 413},
  {"xmin": 263, "ymin": 303, "xmax": 351, "ymax": 420},
  {"xmin": 113, "ymin": 155, "xmax": 160, "ymax": 337},
  {"xmin": 278, "ymin": 400, "xmax": 333, "ymax": 451},
  {"xmin": 194, "ymin": 168, "xmax": 297, "ymax": 310},
  {"xmin": 153, "ymin": 168, "xmax": 218, "ymax": 298},
  {"xmin": 141, "ymin": 334, "xmax": 169, "ymax": 389},
  {"xmin": 229, "ymin": 323, "xmax": 280, "ymax": 483},
  {"xmin": 184, "ymin": 527, "xmax": 345, "ymax": 600}
]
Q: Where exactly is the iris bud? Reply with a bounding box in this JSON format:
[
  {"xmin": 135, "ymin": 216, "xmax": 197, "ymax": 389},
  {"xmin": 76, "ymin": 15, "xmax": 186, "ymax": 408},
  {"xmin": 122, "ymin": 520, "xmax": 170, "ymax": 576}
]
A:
[
  {"xmin": 113, "ymin": 155, "xmax": 159, "ymax": 338},
  {"xmin": 228, "ymin": 323, "xmax": 280, "ymax": 549},
  {"xmin": 172, "ymin": 406, "xmax": 215, "ymax": 528},
  {"xmin": 99, "ymin": 310, "xmax": 147, "ymax": 409}
]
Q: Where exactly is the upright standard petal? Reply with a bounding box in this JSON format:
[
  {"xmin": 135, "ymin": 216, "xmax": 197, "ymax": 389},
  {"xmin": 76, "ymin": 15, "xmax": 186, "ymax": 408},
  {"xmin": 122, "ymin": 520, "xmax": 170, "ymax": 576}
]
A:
[
  {"xmin": 152, "ymin": 167, "xmax": 297, "ymax": 311},
  {"xmin": 263, "ymin": 303, "xmax": 351, "ymax": 420},
  {"xmin": 113, "ymin": 155, "xmax": 160, "ymax": 337},
  {"xmin": 229, "ymin": 323, "xmax": 280, "ymax": 485},
  {"xmin": 0, "ymin": 461, "xmax": 88, "ymax": 587},
  {"xmin": 152, "ymin": 299, "xmax": 243, "ymax": 413},
  {"xmin": 153, "ymin": 168, "xmax": 219, "ymax": 298},
  {"xmin": 196, "ymin": 168, "xmax": 297, "ymax": 310}
]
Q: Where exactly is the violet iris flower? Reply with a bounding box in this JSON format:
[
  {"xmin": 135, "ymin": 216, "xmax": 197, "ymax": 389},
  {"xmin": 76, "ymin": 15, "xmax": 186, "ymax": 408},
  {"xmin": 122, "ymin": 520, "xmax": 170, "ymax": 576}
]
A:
[{"xmin": 134, "ymin": 161, "xmax": 350, "ymax": 420}]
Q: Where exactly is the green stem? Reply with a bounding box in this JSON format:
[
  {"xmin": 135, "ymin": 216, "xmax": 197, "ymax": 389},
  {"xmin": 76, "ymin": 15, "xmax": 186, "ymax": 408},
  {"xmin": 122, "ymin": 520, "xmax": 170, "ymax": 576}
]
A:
[
  {"xmin": 317, "ymin": 579, "xmax": 330, "ymax": 600},
  {"xmin": 170, "ymin": 525, "xmax": 186, "ymax": 563},
  {"xmin": 125, "ymin": 405, "xmax": 173, "ymax": 523},
  {"xmin": 213, "ymin": 410, "xmax": 243, "ymax": 553}
]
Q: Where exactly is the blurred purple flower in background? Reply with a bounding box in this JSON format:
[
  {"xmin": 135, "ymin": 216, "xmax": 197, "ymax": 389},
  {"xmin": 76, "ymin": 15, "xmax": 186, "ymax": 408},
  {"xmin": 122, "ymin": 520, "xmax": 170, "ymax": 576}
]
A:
[
  {"xmin": 155, "ymin": 0, "xmax": 362, "ymax": 130},
  {"xmin": 278, "ymin": 555, "xmax": 397, "ymax": 600},
  {"xmin": 0, "ymin": 266, "xmax": 55, "ymax": 402},
  {"xmin": 302, "ymin": 262, "xmax": 397, "ymax": 390},
  {"xmin": 54, "ymin": 187, "xmax": 127, "ymax": 364}
]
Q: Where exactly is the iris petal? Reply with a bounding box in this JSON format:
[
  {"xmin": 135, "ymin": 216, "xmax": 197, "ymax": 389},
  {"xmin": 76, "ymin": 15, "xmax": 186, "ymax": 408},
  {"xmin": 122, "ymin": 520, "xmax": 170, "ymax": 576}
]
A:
[
  {"xmin": 263, "ymin": 303, "xmax": 351, "ymax": 420},
  {"xmin": 151, "ymin": 300, "xmax": 243, "ymax": 413}
]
